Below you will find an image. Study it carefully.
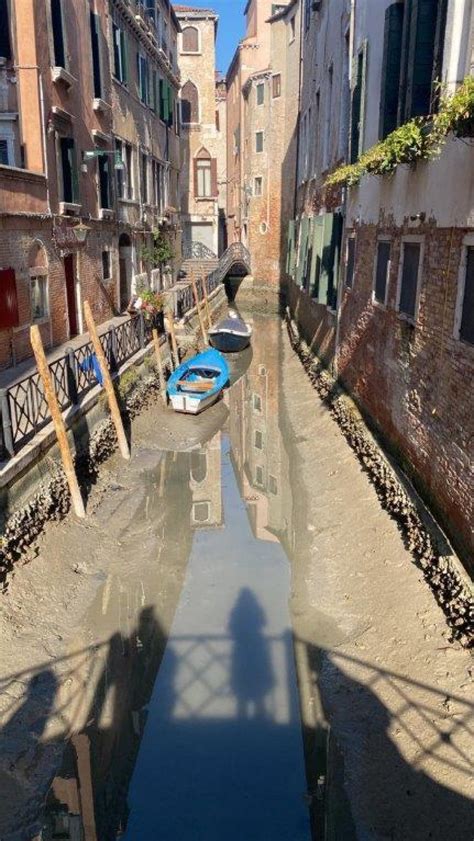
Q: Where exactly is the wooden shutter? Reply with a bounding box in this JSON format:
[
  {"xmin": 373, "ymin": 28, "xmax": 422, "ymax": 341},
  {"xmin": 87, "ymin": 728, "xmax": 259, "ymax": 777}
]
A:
[
  {"xmin": 317, "ymin": 213, "xmax": 342, "ymax": 307},
  {"xmin": 286, "ymin": 221, "xmax": 295, "ymax": 275},
  {"xmin": 120, "ymin": 28, "xmax": 128, "ymax": 83},
  {"xmin": 0, "ymin": 268, "xmax": 19, "ymax": 329},
  {"xmin": 402, "ymin": 0, "xmax": 439, "ymax": 120},
  {"xmin": 296, "ymin": 217, "xmax": 309, "ymax": 288},
  {"xmin": 0, "ymin": 0, "xmax": 12, "ymax": 60},
  {"xmin": 309, "ymin": 216, "xmax": 324, "ymax": 298},
  {"xmin": 210, "ymin": 159, "xmax": 218, "ymax": 196},
  {"xmin": 90, "ymin": 12, "xmax": 102, "ymax": 98},
  {"xmin": 379, "ymin": 3, "xmax": 404, "ymax": 139},
  {"xmin": 193, "ymin": 159, "xmax": 199, "ymax": 197},
  {"xmin": 51, "ymin": 0, "xmax": 65, "ymax": 67}
]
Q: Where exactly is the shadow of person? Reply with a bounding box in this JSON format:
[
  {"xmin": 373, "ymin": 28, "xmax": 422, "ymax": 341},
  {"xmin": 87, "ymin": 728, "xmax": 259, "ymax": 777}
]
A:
[
  {"xmin": 316, "ymin": 651, "xmax": 474, "ymax": 841},
  {"xmin": 0, "ymin": 669, "xmax": 59, "ymax": 835},
  {"xmin": 228, "ymin": 588, "xmax": 274, "ymax": 719}
]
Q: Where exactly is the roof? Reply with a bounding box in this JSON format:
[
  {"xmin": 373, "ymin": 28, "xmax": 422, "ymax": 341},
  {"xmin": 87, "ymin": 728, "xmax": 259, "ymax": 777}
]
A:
[{"xmin": 174, "ymin": 5, "xmax": 218, "ymax": 15}]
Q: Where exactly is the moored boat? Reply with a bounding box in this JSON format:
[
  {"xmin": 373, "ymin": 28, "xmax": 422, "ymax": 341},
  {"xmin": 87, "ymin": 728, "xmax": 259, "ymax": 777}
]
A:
[
  {"xmin": 208, "ymin": 311, "xmax": 252, "ymax": 353},
  {"xmin": 166, "ymin": 348, "xmax": 229, "ymax": 414}
]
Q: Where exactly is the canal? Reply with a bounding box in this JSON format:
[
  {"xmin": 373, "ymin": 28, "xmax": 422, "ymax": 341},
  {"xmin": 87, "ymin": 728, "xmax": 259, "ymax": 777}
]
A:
[
  {"xmin": 1, "ymin": 313, "xmax": 472, "ymax": 841},
  {"xmin": 0, "ymin": 315, "xmax": 314, "ymax": 841}
]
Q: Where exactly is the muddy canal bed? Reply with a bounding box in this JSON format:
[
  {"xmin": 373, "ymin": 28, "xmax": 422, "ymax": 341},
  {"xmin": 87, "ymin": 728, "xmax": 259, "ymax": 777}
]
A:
[{"xmin": 0, "ymin": 315, "xmax": 472, "ymax": 841}]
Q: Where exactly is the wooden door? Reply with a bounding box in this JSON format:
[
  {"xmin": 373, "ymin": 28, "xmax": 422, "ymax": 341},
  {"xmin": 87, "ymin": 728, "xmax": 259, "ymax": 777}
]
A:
[{"xmin": 64, "ymin": 254, "xmax": 78, "ymax": 337}]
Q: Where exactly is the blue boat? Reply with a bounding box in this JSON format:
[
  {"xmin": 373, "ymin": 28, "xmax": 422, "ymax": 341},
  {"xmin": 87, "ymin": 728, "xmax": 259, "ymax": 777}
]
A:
[{"xmin": 166, "ymin": 348, "xmax": 229, "ymax": 414}]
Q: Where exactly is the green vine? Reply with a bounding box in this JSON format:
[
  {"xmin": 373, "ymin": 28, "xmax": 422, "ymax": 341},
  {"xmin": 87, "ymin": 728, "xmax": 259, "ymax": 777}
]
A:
[
  {"xmin": 141, "ymin": 229, "xmax": 174, "ymax": 267},
  {"xmin": 326, "ymin": 76, "xmax": 474, "ymax": 188}
]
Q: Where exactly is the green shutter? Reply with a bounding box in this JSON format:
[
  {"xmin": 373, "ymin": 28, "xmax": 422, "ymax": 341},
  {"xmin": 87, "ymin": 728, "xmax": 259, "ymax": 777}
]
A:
[
  {"xmin": 350, "ymin": 42, "xmax": 368, "ymax": 161},
  {"xmin": 303, "ymin": 218, "xmax": 313, "ymax": 291},
  {"xmin": 309, "ymin": 216, "xmax": 324, "ymax": 298},
  {"xmin": 328, "ymin": 212, "xmax": 343, "ymax": 310},
  {"xmin": 296, "ymin": 217, "xmax": 309, "ymax": 288},
  {"xmin": 401, "ymin": 0, "xmax": 440, "ymax": 120},
  {"xmin": 287, "ymin": 220, "xmax": 296, "ymax": 276},
  {"xmin": 167, "ymin": 84, "xmax": 174, "ymax": 126},
  {"xmin": 379, "ymin": 3, "xmax": 404, "ymax": 139},
  {"xmin": 359, "ymin": 41, "xmax": 368, "ymax": 156},
  {"xmin": 120, "ymin": 29, "xmax": 128, "ymax": 83},
  {"xmin": 316, "ymin": 213, "xmax": 343, "ymax": 307}
]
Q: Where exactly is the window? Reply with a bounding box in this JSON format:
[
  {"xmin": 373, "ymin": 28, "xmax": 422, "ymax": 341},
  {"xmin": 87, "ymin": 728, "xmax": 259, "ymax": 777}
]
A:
[
  {"xmin": 256, "ymin": 82, "xmax": 264, "ymax": 105},
  {"xmin": 379, "ymin": 3, "xmax": 404, "ymax": 139},
  {"xmin": 182, "ymin": 25, "xmax": 199, "ymax": 52},
  {"xmin": 0, "ymin": 0, "xmax": 12, "ymax": 60},
  {"xmin": 137, "ymin": 53, "xmax": 149, "ymax": 103},
  {"xmin": 255, "ymin": 131, "xmax": 264, "ymax": 153},
  {"xmin": 152, "ymin": 158, "xmax": 163, "ymax": 211},
  {"xmin": 140, "ymin": 152, "xmax": 148, "ymax": 203},
  {"xmin": 255, "ymin": 466, "xmax": 264, "ymax": 487},
  {"xmin": 323, "ymin": 65, "xmax": 333, "ymax": 170},
  {"xmin": 269, "ymin": 475, "xmax": 278, "ymax": 495},
  {"xmin": 192, "ymin": 501, "xmax": 210, "ymax": 523},
  {"xmin": 160, "ymin": 78, "xmax": 174, "ymax": 125},
  {"xmin": 116, "ymin": 139, "xmax": 133, "ymax": 199},
  {"xmin": 345, "ymin": 235, "xmax": 355, "ymax": 288},
  {"xmin": 272, "ymin": 74, "xmax": 281, "ymax": 98},
  {"xmin": 399, "ymin": 0, "xmax": 447, "ymax": 121},
  {"xmin": 215, "ymin": 109, "xmax": 220, "ymax": 131},
  {"xmin": 397, "ymin": 240, "xmax": 423, "ymax": 320},
  {"xmin": 373, "ymin": 240, "xmax": 391, "ymax": 304},
  {"xmin": 51, "ymin": 0, "xmax": 66, "ymax": 68},
  {"xmin": 98, "ymin": 154, "xmax": 111, "ymax": 209},
  {"xmin": 181, "ymin": 80, "xmax": 199, "ymax": 123},
  {"xmin": 112, "ymin": 20, "xmax": 128, "ymax": 84},
  {"xmin": 254, "ymin": 430, "xmax": 263, "ymax": 450},
  {"xmin": 59, "ymin": 137, "xmax": 79, "ymax": 204},
  {"xmin": 254, "ymin": 176, "xmax": 263, "ymax": 196},
  {"xmin": 90, "ymin": 12, "xmax": 102, "ymax": 98},
  {"xmin": 0, "ymin": 138, "xmax": 12, "ymax": 166},
  {"xmin": 102, "ymin": 251, "xmax": 111, "ymax": 280},
  {"xmin": 253, "ymin": 393, "xmax": 262, "ymax": 412},
  {"xmin": 233, "ymin": 126, "xmax": 240, "ymax": 155},
  {"xmin": 305, "ymin": 0, "xmax": 311, "ymax": 31},
  {"xmin": 31, "ymin": 273, "xmax": 48, "ymax": 321},
  {"xmin": 194, "ymin": 149, "xmax": 217, "ymax": 198},
  {"xmin": 456, "ymin": 245, "xmax": 474, "ymax": 345}
]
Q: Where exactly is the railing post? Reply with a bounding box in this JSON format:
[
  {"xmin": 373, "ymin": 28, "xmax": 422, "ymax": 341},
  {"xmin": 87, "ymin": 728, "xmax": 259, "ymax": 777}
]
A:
[
  {"xmin": 138, "ymin": 311, "xmax": 145, "ymax": 349},
  {"xmin": 110, "ymin": 325, "xmax": 118, "ymax": 372},
  {"xmin": 65, "ymin": 347, "xmax": 78, "ymax": 405},
  {"xmin": 0, "ymin": 388, "xmax": 15, "ymax": 458}
]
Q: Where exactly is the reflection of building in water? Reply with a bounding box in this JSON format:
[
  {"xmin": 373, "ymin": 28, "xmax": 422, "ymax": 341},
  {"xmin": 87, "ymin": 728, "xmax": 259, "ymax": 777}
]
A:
[
  {"xmin": 189, "ymin": 431, "xmax": 223, "ymax": 529},
  {"xmin": 230, "ymin": 317, "xmax": 292, "ymax": 544},
  {"xmin": 39, "ymin": 448, "xmax": 196, "ymax": 841}
]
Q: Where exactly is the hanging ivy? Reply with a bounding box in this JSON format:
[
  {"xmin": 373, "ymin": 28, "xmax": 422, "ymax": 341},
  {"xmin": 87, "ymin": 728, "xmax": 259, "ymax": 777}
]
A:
[{"xmin": 326, "ymin": 76, "xmax": 474, "ymax": 189}]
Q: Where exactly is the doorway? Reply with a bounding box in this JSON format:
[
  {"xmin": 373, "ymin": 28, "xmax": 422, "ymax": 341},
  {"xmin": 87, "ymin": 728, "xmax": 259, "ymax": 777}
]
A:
[
  {"xmin": 64, "ymin": 254, "xmax": 78, "ymax": 337},
  {"xmin": 119, "ymin": 233, "xmax": 132, "ymax": 311}
]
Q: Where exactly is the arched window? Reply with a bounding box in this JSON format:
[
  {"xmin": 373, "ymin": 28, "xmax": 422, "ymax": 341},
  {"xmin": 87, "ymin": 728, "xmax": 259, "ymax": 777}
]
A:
[
  {"xmin": 181, "ymin": 80, "xmax": 199, "ymax": 124},
  {"xmin": 194, "ymin": 147, "xmax": 217, "ymax": 198},
  {"xmin": 29, "ymin": 242, "xmax": 49, "ymax": 322},
  {"xmin": 182, "ymin": 26, "xmax": 199, "ymax": 53}
]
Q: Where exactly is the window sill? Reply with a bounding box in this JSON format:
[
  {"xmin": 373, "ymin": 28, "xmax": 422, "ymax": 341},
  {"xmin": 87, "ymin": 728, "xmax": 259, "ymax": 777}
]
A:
[
  {"xmin": 51, "ymin": 66, "xmax": 77, "ymax": 89},
  {"xmin": 93, "ymin": 98, "xmax": 112, "ymax": 113},
  {"xmin": 59, "ymin": 202, "xmax": 82, "ymax": 216},
  {"xmin": 32, "ymin": 316, "xmax": 50, "ymax": 326},
  {"xmin": 195, "ymin": 196, "xmax": 217, "ymax": 202},
  {"xmin": 99, "ymin": 208, "xmax": 115, "ymax": 220},
  {"xmin": 397, "ymin": 311, "xmax": 416, "ymax": 327},
  {"xmin": 118, "ymin": 197, "xmax": 139, "ymax": 206}
]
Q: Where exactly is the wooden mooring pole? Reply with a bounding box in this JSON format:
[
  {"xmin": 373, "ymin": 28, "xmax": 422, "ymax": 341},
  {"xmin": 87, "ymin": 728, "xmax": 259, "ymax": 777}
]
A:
[
  {"xmin": 29, "ymin": 325, "xmax": 86, "ymax": 518},
  {"xmin": 152, "ymin": 328, "xmax": 167, "ymax": 402},
  {"xmin": 192, "ymin": 279, "xmax": 207, "ymax": 343},
  {"xmin": 83, "ymin": 301, "xmax": 130, "ymax": 461},
  {"xmin": 201, "ymin": 276, "xmax": 212, "ymax": 329},
  {"xmin": 166, "ymin": 310, "xmax": 180, "ymax": 369}
]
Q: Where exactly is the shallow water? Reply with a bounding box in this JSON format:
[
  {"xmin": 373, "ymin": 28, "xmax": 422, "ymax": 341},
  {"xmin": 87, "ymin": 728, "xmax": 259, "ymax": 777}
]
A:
[{"xmin": 7, "ymin": 315, "xmax": 311, "ymax": 840}]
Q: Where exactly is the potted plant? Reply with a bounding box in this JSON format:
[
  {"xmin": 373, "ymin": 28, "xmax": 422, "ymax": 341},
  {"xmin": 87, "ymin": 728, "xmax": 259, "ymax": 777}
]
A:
[{"xmin": 136, "ymin": 287, "xmax": 166, "ymax": 332}]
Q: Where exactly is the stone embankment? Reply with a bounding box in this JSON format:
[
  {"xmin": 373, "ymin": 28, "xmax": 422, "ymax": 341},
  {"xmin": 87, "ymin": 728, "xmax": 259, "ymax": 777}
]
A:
[{"xmin": 285, "ymin": 309, "xmax": 473, "ymax": 649}]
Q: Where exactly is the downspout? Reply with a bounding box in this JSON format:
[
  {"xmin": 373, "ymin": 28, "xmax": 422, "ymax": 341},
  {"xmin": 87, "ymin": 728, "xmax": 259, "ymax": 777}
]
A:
[{"xmin": 333, "ymin": 0, "xmax": 355, "ymax": 379}]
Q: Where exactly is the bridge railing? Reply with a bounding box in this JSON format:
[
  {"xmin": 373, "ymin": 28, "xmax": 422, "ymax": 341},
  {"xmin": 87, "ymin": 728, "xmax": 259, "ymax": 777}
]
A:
[{"xmin": 207, "ymin": 242, "xmax": 251, "ymax": 292}]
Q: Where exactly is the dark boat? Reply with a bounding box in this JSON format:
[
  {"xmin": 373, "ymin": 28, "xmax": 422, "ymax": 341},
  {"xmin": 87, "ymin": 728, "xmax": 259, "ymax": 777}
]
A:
[{"xmin": 208, "ymin": 311, "xmax": 252, "ymax": 353}]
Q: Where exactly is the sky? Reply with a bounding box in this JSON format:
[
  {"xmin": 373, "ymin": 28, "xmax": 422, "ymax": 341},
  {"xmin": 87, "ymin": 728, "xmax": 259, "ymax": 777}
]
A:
[{"xmin": 182, "ymin": 0, "xmax": 247, "ymax": 73}]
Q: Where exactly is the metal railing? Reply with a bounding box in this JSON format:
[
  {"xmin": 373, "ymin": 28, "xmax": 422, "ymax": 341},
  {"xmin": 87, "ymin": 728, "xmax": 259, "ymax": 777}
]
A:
[
  {"xmin": 0, "ymin": 313, "xmax": 153, "ymax": 461},
  {"xmin": 207, "ymin": 242, "xmax": 251, "ymax": 291},
  {"xmin": 182, "ymin": 242, "xmax": 217, "ymax": 261}
]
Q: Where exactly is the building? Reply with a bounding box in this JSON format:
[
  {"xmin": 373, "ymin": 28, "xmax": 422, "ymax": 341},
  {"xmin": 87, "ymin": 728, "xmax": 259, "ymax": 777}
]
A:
[
  {"xmin": 175, "ymin": 4, "xmax": 226, "ymax": 257},
  {"xmin": 284, "ymin": 0, "xmax": 474, "ymax": 564},
  {"xmin": 0, "ymin": 0, "xmax": 181, "ymax": 372}
]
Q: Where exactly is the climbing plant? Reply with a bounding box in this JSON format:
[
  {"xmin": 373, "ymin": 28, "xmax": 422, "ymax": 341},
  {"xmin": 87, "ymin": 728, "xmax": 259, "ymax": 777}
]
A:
[
  {"xmin": 326, "ymin": 76, "xmax": 474, "ymax": 189},
  {"xmin": 141, "ymin": 229, "xmax": 175, "ymax": 267}
]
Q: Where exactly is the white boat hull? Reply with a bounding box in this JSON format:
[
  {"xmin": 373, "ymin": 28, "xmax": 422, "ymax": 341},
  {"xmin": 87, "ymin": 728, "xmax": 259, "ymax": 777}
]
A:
[{"xmin": 169, "ymin": 391, "xmax": 220, "ymax": 415}]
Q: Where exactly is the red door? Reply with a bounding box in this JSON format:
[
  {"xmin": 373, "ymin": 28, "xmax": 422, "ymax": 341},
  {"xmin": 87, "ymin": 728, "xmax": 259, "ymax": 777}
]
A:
[{"xmin": 64, "ymin": 254, "xmax": 78, "ymax": 337}]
